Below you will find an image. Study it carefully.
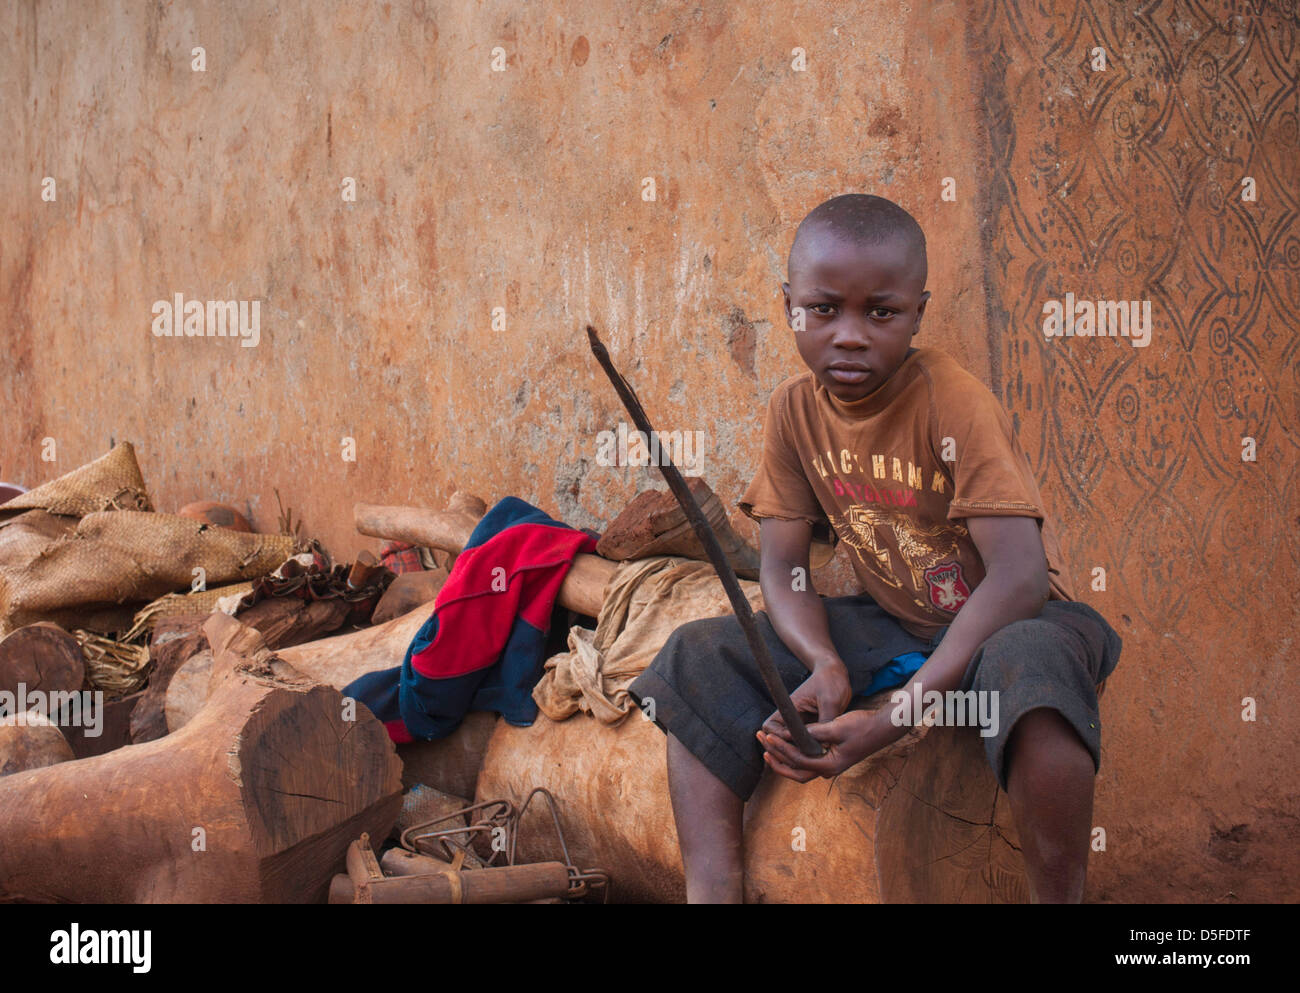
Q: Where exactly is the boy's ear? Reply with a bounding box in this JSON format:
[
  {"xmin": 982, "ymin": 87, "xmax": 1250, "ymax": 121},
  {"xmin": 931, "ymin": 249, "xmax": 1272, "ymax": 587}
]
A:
[
  {"xmin": 782, "ymin": 282, "xmax": 793, "ymax": 327},
  {"xmin": 913, "ymin": 290, "xmax": 931, "ymax": 335}
]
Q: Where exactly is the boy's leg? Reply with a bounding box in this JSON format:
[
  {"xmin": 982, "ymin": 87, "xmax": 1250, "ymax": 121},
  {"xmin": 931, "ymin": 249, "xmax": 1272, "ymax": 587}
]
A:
[
  {"xmin": 962, "ymin": 600, "xmax": 1122, "ymax": 904},
  {"xmin": 666, "ymin": 733, "xmax": 744, "ymax": 903},
  {"xmin": 1004, "ymin": 707, "xmax": 1096, "ymax": 903},
  {"xmin": 629, "ymin": 596, "xmax": 928, "ymax": 904}
]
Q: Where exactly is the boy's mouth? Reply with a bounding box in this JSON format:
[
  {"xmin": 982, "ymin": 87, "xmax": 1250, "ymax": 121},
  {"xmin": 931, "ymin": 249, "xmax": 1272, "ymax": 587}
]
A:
[{"xmin": 826, "ymin": 362, "xmax": 870, "ymax": 385}]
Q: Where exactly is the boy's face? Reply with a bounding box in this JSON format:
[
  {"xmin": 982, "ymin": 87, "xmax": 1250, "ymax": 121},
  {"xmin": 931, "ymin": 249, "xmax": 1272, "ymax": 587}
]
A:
[{"xmin": 782, "ymin": 230, "xmax": 930, "ymax": 403}]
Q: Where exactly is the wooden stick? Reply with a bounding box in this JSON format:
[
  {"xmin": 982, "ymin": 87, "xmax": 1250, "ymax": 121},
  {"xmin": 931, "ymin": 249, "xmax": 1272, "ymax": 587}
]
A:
[
  {"xmin": 354, "ymin": 503, "xmax": 615, "ymax": 618},
  {"xmin": 586, "ymin": 325, "xmax": 822, "ymax": 757}
]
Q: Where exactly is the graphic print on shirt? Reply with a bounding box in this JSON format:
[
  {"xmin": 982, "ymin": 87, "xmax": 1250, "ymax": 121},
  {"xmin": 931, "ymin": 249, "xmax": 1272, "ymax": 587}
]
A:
[
  {"xmin": 828, "ymin": 503, "xmax": 970, "ymax": 612},
  {"xmin": 922, "ymin": 561, "xmax": 971, "ymax": 613}
]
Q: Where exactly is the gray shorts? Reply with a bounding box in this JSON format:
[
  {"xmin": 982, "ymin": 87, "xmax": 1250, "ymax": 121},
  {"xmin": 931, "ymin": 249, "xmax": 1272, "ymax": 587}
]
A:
[{"xmin": 628, "ymin": 595, "xmax": 1121, "ymax": 799}]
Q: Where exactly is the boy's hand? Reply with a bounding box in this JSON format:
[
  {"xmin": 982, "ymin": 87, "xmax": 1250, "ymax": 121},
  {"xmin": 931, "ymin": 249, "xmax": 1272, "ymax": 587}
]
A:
[
  {"xmin": 756, "ymin": 709, "xmax": 880, "ymax": 782},
  {"xmin": 762, "ymin": 658, "xmax": 852, "ymax": 736}
]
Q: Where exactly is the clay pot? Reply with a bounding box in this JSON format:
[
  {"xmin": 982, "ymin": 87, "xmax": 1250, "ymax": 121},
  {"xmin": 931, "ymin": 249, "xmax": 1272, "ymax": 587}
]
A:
[{"xmin": 177, "ymin": 501, "xmax": 252, "ymax": 532}]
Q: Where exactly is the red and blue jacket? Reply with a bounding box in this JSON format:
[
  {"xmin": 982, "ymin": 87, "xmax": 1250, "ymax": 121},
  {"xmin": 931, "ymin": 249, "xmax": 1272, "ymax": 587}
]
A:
[{"xmin": 344, "ymin": 497, "xmax": 597, "ymax": 742}]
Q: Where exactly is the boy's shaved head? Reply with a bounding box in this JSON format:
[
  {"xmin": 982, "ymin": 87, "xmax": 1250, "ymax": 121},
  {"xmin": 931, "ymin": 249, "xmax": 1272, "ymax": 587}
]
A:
[
  {"xmin": 788, "ymin": 194, "xmax": 927, "ymax": 286},
  {"xmin": 781, "ymin": 193, "xmax": 932, "ymax": 403}
]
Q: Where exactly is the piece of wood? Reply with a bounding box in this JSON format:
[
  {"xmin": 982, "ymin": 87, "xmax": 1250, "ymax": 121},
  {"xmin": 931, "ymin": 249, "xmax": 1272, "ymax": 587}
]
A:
[
  {"xmin": 0, "ymin": 711, "xmax": 75, "ymax": 776},
  {"xmin": 168, "ymin": 604, "xmax": 503, "ymax": 795},
  {"xmin": 0, "ymin": 614, "xmax": 404, "ymax": 903},
  {"xmin": 164, "ymin": 649, "xmax": 213, "ymax": 733},
  {"xmin": 597, "ymin": 477, "xmax": 761, "ymax": 580},
  {"xmin": 63, "ymin": 691, "xmax": 143, "ymax": 760},
  {"xmin": 0, "ymin": 623, "xmax": 86, "ymax": 714},
  {"xmin": 355, "ymin": 502, "xmax": 480, "ymax": 555},
  {"xmin": 133, "ymin": 598, "xmax": 351, "ymax": 746},
  {"xmin": 130, "ymin": 615, "xmax": 210, "ymax": 744},
  {"xmin": 235, "ymin": 596, "xmax": 353, "ymax": 651},
  {"xmin": 371, "ymin": 568, "xmax": 449, "ymax": 625},
  {"xmin": 445, "ymin": 492, "xmax": 487, "ymax": 518},
  {"xmin": 553, "ymin": 555, "xmax": 615, "ymax": 619},
  {"xmin": 475, "ymin": 699, "xmax": 1026, "ymax": 904},
  {"xmin": 278, "ymin": 607, "xmax": 432, "ymax": 691},
  {"xmin": 165, "ymin": 606, "xmax": 435, "ymax": 733},
  {"xmin": 347, "ymin": 550, "xmax": 387, "ymax": 590},
  {"xmin": 329, "ymin": 859, "xmax": 570, "ymax": 904},
  {"xmin": 354, "ymin": 504, "xmax": 615, "ymax": 617}
]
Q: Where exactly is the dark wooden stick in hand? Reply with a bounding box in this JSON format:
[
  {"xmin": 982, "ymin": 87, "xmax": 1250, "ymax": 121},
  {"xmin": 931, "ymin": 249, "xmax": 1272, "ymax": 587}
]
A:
[{"xmin": 586, "ymin": 325, "xmax": 824, "ymax": 758}]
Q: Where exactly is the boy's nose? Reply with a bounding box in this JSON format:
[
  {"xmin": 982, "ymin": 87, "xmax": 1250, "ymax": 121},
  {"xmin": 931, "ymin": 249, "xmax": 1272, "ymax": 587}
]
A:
[{"xmin": 829, "ymin": 315, "xmax": 872, "ymax": 350}]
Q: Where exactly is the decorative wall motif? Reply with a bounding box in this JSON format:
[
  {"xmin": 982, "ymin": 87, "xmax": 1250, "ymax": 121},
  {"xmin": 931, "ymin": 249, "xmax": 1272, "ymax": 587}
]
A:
[{"xmin": 970, "ymin": 0, "xmax": 1298, "ymax": 634}]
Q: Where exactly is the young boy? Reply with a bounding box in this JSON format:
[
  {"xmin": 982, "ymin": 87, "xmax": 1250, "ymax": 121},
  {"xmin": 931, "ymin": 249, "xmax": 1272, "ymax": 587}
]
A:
[{"xmin": 628, "ymin": 194, "xmax": 1121, "ymax": 904}]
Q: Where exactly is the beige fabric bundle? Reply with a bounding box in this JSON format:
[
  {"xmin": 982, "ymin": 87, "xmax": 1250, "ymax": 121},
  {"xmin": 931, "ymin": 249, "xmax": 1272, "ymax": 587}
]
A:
[
  {"xmin": 0, "ymin": 442, "xmax": 152, "ymax": 519},
  {"xmin": 0, "ymin": 512, "xmax": 294, "ymax": 635},
  {"xmin": 533, "ymin": 555, "xmax": 767, "ymax": 725}
]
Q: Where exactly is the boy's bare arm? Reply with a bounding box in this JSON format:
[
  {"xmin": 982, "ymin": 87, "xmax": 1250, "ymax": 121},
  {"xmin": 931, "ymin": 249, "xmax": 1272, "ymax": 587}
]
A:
[
  {"xmin": 891, "ymin": 513, "xmax": 1050, "ymax": 703},
  {"xmin": 756, "ymin": 516, "xmax": 853, "ymax": 723},
  {"xmin": 759, "ymin": 515, "xmax": 1050, "ymax": 780}
]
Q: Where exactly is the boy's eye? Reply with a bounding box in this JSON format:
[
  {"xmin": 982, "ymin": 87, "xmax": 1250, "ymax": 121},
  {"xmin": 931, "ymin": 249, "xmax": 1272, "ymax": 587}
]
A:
[
  {"xmin": 808, "ymin": 304, "xmax": 833, "ymax": 315},
  {"xmin": 870, "ymin": 307, "xmax": 894, "ymax": 319}
]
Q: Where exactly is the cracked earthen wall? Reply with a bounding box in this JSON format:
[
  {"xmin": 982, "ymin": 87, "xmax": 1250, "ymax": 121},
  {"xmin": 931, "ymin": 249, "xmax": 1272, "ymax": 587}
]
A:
[{"xmin": 2, "ymin": 1, "xmax": 1295, "ymax": 901}]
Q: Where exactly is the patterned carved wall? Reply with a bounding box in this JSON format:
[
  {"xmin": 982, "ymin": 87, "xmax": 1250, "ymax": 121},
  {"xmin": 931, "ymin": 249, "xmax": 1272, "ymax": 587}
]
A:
[{"xmin": 968, "ymin": 0, "xmax": 1297, "ymax": 899}]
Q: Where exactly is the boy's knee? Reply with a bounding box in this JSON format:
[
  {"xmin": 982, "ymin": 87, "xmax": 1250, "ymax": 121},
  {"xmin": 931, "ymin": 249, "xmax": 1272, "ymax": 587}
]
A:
[
  {"xmin": 664, "ymin": 614, "xmax": 743, "ymax": 655},
  {"xmin": 968, "ymin": 615, "xmax": 1099, "ymax": 699},
  {"xmin": 1008, "ymin": 707, "xmax": 1093, "ymax": 762}
]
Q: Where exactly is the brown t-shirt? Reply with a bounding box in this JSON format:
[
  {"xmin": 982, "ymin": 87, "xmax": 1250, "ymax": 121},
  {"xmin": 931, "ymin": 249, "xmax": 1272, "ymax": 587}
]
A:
[{"xmin": 739, "ymin": 347, "xmax": 1072, "ymax": 640}]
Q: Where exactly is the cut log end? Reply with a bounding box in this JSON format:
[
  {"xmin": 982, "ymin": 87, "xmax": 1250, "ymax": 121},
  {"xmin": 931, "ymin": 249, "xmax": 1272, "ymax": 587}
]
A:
[
  {"xmin": 0, "ymin": 623, "xmax": 86, "ymax": 712},
  {"xmin": 0, "ymin": 616, "xmax": 404, "ymax": 903},
  {"xmin": 0, "ymin": 711, "xmax": 75, "ymax": 777}
]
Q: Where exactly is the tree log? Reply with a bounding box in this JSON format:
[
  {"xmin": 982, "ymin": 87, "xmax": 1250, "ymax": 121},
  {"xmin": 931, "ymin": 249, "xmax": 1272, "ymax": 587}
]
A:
[
  {"xmin": 146, "ymin": 597, "xmax": 360, "ymax": 743},
  {"xmin": 64, "ymin": 692, "xmax": 142, "ymax": 760},
  {"xmin": 164, "ymin": 649, "xmax": 213, "ymax": 733},
  {"xmin": 0, "ymin": 711, "xmax": 75, "ymax": 776},
  {"xmin": 0, "ymin": 614, "xmax": 403, "ymax": 903},
  {"xmin": 0, "ymin": 623, "xmax": 85, "ymax": 715},
  {"xmin": 165, "ymin": 606, "xmax": 500, "ymax": 797},
  {"xmin": 474, "ymin": 703, "xmax": 1026, "ymax": 903},
  {"xmin": 355, "ymin": 502, "xmax": 480, "ymax": 555},
  {"xmin": 130, "ymin": 615, "xmax": 210, "ymax": 744},
  {"xmin": 354, "ymin": 503, "xmax": 615, "ymax": 618},
  {"xmin": 371, "ymin": 569, "xmax": 449, "ymax": 625}
]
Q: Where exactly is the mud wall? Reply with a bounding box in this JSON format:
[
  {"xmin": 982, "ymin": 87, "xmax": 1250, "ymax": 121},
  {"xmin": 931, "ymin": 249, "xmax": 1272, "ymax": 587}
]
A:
[{"xmin": 1, "ymin": 0, "xmax": 1295, "ymax": 901}]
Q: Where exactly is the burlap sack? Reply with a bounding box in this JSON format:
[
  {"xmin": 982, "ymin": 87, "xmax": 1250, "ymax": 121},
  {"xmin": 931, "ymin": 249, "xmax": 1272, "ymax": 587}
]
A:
[
  {"xmin": 532, "ymin": 555, "xmax": 766, "ymax": 725},
  {"xmin": 124, "ymin": 581, "xmax": 256, "ymax": 640},
  {"xmin": 0, "ymin": 442, "xmax": 152, "ymax": 520},
  {"xmin": 0, "ymin": 512, "xmax": 295, "ymax": 635}
]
